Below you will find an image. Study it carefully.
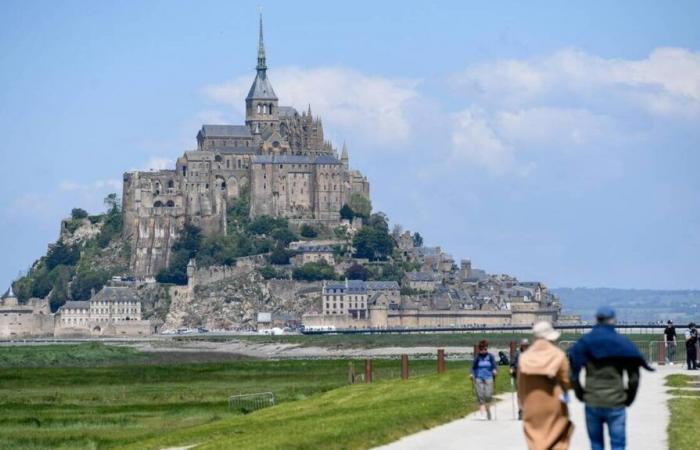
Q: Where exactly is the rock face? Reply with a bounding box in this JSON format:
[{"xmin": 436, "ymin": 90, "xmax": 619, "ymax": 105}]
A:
[{"xmin": 162, "ymin": 267, "xmax": 321, "ymax": 331}]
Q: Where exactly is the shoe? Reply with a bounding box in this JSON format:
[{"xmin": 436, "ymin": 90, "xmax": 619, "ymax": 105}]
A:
[{"xmin": 669, "ymin": 362, "xmax": 674, "ymax": 366}]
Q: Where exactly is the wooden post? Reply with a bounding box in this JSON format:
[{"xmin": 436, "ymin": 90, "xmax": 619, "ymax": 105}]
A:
[
  {"xmin": 364, "ymin": 359, "xmax": 373, "ymax": 383},
  {"xmin": 348, "ymin": 361, "xmax": 356, "ymax": 384},
  {"xmin": 401, "ymin": 354, "xmax": 409, "ymax": 380},
  {"xmin": 509, "ymin": 340, "xmax": 517, "ymax": 362},
  {"xmin": 658, "ymin": 341, "xmax": 666, "ymax": 365},
  {"xmin": 437, "ymin": 348, "xmax": 445, "ymax": 373}
]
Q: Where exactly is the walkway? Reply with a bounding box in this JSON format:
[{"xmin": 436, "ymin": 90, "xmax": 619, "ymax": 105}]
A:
[{"xmin": 376, "ymin": 366, "xmax": 683, "ymax": 450}]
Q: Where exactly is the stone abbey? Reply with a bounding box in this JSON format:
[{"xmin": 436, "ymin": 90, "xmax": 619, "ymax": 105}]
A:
[{"xmin": 122, "ymin": 16, "xmax": 370, "ymax": 277}]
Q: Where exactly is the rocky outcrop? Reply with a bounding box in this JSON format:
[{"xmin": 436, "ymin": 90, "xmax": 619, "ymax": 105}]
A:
[{"xmin": 162, "ymin": 268, "xmax": 321, "ymax": 331}]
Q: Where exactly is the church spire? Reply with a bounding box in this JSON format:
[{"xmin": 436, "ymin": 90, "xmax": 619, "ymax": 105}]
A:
[{"xmin": 257, "ymin": 13, "xmax": 267, "ymax": 72}]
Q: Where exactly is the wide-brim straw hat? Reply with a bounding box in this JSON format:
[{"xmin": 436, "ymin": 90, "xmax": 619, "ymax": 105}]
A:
[{"xmin": 532, "ymin": 321, "xmax": 560, "ymax": 341}]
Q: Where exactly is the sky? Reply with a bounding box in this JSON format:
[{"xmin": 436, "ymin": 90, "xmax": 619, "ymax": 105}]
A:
[{"xmin": 0, "ymin": 0, "xmax": 699, "ymax": 290}]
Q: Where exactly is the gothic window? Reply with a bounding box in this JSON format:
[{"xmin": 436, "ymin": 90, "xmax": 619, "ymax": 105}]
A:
[
  {"xmin": 226, "ymin": 160, "xmax": 230, "ymax": 169},
  {"xmin": 167, "ymin": 180, "xmax": 174, "ymax": 188},
  {"xmin": 166, "ymin": 200, "xmax": 175, "ymax": 207},
  {"xmin": 182, "ymin": 166, "xmax": 187, "ymax": 176},
  {"xmin": 237, "ymin": 159, "xmax": 242, "ymax": 169},
  {"xmin": 154, "ymin": 201, "xmax": 163, "ymax": 207}
]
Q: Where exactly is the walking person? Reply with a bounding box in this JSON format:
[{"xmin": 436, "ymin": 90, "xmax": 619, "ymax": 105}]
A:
[
  {"xmin": 517, "ymin": 322, "xmax": 573, "ymax": 450},
  {"xmin": 664, "ymin": 320, "xmax": 676, "ymax": 365},
  {"xmin": 685, "ymin": 322, "xmax": 698, "ymax": 370},
  {"xmin": 510, "ymin": 338, "xmax": 530, "ymax": 420},
  {"xmin": 569, "ymin": 306, "xmax": 653, "ymax": 450},
  {"xmin": 470, "ymin": 339, "xmax": 498, "ymax": 420}
]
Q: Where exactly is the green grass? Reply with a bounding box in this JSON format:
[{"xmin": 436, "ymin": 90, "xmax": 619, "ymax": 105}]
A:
[
  {"xmin": 0, "ymin": 355, "xmax": 474, "ymax": 449},
  {"xmin": 666, "ymin": 374, "xmax": 700, "ymax": 450},
  {"xmin": 665, "ymin": 374, "xmax": 694, "ymax": 388},
  {"xmin": 0, "ymin": 343, "xmax": 146, "ymax": 368},
  {"xmin": 117, "ymin": 367, "xmax": 509, "ymax": 450},
  {"xmin": 668, "ymin": 397, "xmax": 700, "ymax": 449}
]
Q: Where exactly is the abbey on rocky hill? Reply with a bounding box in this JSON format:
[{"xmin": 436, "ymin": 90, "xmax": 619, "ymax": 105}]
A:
[{"xmin": 122, "ymin": 16, "xmax": 370, "ymax": 278}]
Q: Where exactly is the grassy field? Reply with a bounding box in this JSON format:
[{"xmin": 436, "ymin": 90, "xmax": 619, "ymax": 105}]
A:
[
  {"xmin": 0, "ymin": 344, "xmax": 490, "ymax": 449},
  {"xmin": 118, "ymin": 368, "xmax": 509, "ymax": 450},
  {"xmin": 177, "ymin": 332, "xmax": 663, "ymax": 349},
  {"xmin": 666, "ymin": 374, "xmax": 700, "ymax": 450},
  {"xmin": 0, "ymin": 342, "xmax": 146, "ymax": 367}
]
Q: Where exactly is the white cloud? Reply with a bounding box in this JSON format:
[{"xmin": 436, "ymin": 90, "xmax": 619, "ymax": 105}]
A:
[
  {"xmin": 444, "ymin": 47, "xmax": 700, "ymax": 175},
  {"xmin": 453, "ymin": 47, "xmax": 700, "ymax": 118},
  {"xmin": 450, "ymin": 107, "xmax": 535, "ymax": 176},
  {"xmin": 202, "ymin": 66, "xmax": 420, "ymax": 144}
]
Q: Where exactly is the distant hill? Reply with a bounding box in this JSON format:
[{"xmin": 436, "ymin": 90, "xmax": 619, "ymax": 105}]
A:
[{"xmin": 553, "ymin": 287, "xmax": 700, "ymax": 324}]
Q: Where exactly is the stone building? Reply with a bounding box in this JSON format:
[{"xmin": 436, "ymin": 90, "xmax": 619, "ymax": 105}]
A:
[
  {"xmin": 406, "ymin": 271, "xmax": 440, "ymax": 292},
  {"xmin": 291, "ymin": 245, "xmax": 335, "ymax": 267},
  {"xmin": 322, "ymin": 280, "xmax": 369, "ymax": 319},
  {"xmin": 0, "ymin": 286, "xmax": 54, "ymax": 338},
  {"xmin": 54, "ymin": 286, "xmax": 151, "ymax": 336},
  {"xmin": 122, "ymin": 16, "xmax": 369, "ymax": 278}
]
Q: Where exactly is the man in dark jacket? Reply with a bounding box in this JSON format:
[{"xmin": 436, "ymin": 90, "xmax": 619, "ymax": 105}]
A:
[
  {"xmin": 569, "ymin": 306, "xmax": 653, "ymax": 450},
  {"xmin": 685, "ymin": 322, "xmax": 698, "ymax": 370}
]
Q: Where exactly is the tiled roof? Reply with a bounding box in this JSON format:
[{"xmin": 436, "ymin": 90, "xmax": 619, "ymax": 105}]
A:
[
  {"xmin": 199, "ymin": 125, "xmax": 253, "ymax": 138},
  {"xmin": 407, "ymin": 272, "xmax": 438, "ymax": 282},
  {"xmin": 365, "ymin": 281, "xmax": 400, "ymax": 290},
  {"xmin": 60, "ymin": 301, "xmax": 90, "ymax": 310},
  {"xmin": 91, "ymin": 286, "xmax": 139, "ymax": 303}
]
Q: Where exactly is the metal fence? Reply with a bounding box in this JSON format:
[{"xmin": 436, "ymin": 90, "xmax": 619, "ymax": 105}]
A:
[
  {"xmin": 559, "ymin": 340, "xmax": 698, "ymax": 366},
  {"xmin": 228, "ymin": 392, "xmax": 276, "ymax": 413}
]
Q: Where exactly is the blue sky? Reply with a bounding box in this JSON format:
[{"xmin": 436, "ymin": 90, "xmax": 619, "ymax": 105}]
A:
[{"xmin": 1, "ymin": 0, "xmax": 699, "ymax": 289}]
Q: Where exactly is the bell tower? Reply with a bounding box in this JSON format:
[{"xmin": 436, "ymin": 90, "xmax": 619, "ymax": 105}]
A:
[{"xmin": 245, "ymin": 14, "xmax": 279, "ymax": 134}]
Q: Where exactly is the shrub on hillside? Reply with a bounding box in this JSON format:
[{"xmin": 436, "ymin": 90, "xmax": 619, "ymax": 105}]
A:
[{"xmin": 292, "ymin": 261, "xmax": 336, "ymax": 281}]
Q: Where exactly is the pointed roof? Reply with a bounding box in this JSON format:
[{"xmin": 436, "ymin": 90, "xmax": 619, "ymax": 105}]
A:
[
  {"xmin": 341, "ymin": 142, "xmax": 349, "ymax": 160},
  {"xmin": 246, "ymin": 14, "xmax": 277, "ymax": 101},
  {"xmin": 2, "ymin": 285, "xmax": 15, "ymax": 299}
]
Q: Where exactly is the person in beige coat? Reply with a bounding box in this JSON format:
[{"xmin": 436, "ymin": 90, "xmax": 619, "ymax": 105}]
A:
[{"xmin": 517, "ymin": 321, "xmax": 574, "ymax": 450}]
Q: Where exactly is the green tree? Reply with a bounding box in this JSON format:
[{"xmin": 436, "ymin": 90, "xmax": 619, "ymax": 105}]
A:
[
  {"xmin": 248, "ymin": 215, "xmax": 289, "ymax": 235},
  {"xmin": 348, "ymin": 193, "xmax": 372, "ymax": 218},
  {"xmin": 45, "ymin": 242, "xmax": 80, "ymax": 270},
  {"xmin": 344, "ymin": 263, "xmax": 369, "ymax": 281},
  {"xmin": 71, "ymin": 208, "xmax": 88, "ymax": 220},
  {"xmin": 104, "ymin": 193, "xmax": 120, "ymax": 213},
  {"xmin": 259, "ymin": 265, "xmax": 281, "ymax": 280},
  {"xmin": 300, "ymin": 224, "xmax": 318, "ymax": 238},
  {"xmin": 352, "ymin": 228, "xmax": 394, "ymax": 261},
  {"xmin": 271, "ymin": 227, "xmax": 298, "ymax": 245},
  {"xmin": 339, "ymin": 204, "xmax": 354, "ymax": 221},
  {"xmin": 269, "ymin": 246, "xmax": 293, "ymax": 265},
  {"xmin": 156, "ymin": 223, "xmax": 202, "ymax": 285},
  {"xmin": 412, "ymin": 232, "xmax": 424, "ymax": 247},
  {"xmin": 72, "ymin": 268, "xmax": 110, "ymax": 300},
  {"xmin": 292, "ymin": 261, "xmax": 337, "ymax": 281}
]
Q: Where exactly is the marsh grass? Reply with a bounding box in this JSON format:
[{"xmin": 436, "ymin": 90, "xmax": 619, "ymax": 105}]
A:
[{"xmin": 0, "ymin": 351, "xmax": 476, "ymax": 449}]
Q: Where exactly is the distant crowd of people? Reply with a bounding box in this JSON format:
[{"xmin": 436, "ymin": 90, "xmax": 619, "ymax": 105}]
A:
[{"xmin": 468, "ymin": 306, "xmax": 693, "ymax": 450}]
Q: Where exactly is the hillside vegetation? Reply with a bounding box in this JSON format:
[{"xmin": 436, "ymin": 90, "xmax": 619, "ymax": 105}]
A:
[{"xmin": 12, "ymin": 194, "xmax": 129, "ymax": 311}]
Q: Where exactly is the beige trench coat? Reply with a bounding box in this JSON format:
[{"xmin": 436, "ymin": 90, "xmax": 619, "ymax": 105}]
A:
[{"xmin": 517, "ymin": 339, "xmax": 574, "ymax": 450}]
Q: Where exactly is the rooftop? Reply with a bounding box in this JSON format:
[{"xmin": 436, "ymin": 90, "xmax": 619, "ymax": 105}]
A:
[{"xmin": 198, "ymin": 125, "xmax": 253, "ymax": 139}]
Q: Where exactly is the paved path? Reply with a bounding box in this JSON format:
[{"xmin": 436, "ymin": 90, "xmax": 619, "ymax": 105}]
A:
[{"xmin": 376, "ymin": 366, "xmax": 684, "ymax": 450}]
